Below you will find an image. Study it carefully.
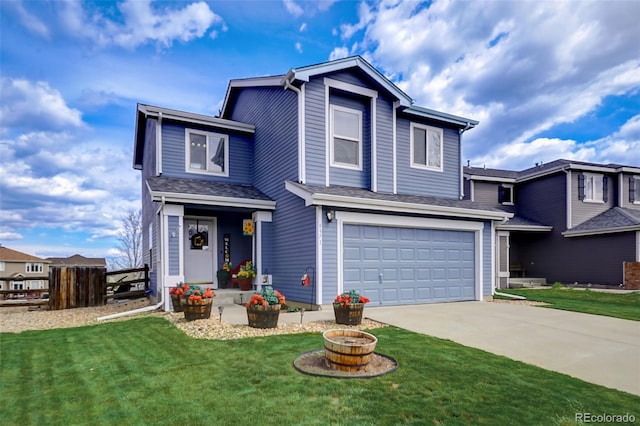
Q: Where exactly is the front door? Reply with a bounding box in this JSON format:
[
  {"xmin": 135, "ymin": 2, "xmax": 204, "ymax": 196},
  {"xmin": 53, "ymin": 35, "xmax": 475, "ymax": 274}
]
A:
[
  {"xmin": 496, "ymin": 231, "xmax": 510, "ymax": 290},
  {"xmin": 184, "ymin": 219, "xmax": 216, "ymax": 286}
]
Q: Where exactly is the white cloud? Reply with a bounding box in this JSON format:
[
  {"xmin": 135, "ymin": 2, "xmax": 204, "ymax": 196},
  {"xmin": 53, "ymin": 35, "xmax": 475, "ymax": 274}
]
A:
[
  {"xmin": 329, "ymin": 46, "xmax": 350, "ymax": 61},
  {"xmin": 0, "ymin": 232, "xmax": 22, "ymax": 240},
  {"xmin": 295, "ymin": 42, "xmax": 303, "ymax": 53},
  {"xmin": 57, "ymin": 0, "xmax": 223, "ymax": 49},
  {"xmin": 342, "ymin": 0, "xmax": 640, "ymax": 162},
  {"xmin": 10, "ymin": 0, "xmax": 50, "ymax": 38},
  {"xmin": 299, "ymin": 22, "xmax": 307, "ymax": 32},
  {"xmin": 0, "ymin": 78, "xmax": 84, "ymax": 131},
  {"xmin": 283, "ymin": 0, "xmax": 304, "ymax": 18}
]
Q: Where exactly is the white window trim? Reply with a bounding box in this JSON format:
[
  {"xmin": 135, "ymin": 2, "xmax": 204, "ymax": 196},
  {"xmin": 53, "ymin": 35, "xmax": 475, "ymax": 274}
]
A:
[
  {"xmin": 410, "ymin": 123, "xmax": 444, "ymax": 172},
  {"xmin": 185, "ymin": 129, "xmax": 229, "ymax": 177},
  {"xmin": 25, "ymin": 262, "xmax": 43, "ymax": 273},
  {"xmin": 0, "ymin": 261, "xmax": 4, "ymax": 271},
  {"xmin": 329, "ymin": 104, "xmax": 363, "ymax": 171},
  {"xmin": 633, "ymin": 177, "xmax": 640, "ymax": 205},
  {"xmin": 583, "ymin": 172, "xmax": 604, "ymax": 203},
  {"xmin": 501, "ymin": 184, "xmax": 514, "ymax": 205}
]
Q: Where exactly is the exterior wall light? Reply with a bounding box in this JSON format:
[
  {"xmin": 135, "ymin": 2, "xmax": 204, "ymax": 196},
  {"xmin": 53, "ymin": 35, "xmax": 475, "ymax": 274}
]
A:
[{"xmin": 326, "ymin": 209, "xmax": 334, "ymax": 223}]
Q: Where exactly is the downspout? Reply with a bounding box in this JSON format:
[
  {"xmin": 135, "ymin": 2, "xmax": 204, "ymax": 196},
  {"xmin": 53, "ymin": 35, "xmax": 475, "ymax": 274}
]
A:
[
  {"xmin": 494, "ymin": 291, "xmax": 526, "ymax": 300},
  {"xmin": 284, "ymin": 77, "xmax": 305, "ymax": 184},
  {"xmin": 97, "ymin": 196, "xmax": 167, "ymax": 321},
  {"xmin": 459, "ymin": 122, "xmax": 472, "ymax": 200}
]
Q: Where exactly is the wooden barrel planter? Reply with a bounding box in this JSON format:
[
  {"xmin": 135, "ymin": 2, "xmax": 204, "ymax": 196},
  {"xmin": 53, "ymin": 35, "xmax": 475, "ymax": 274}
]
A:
[
  {"xmin": 333, "ymin": 303, "xmax": 364, "ymax": 325},
  {"xmin": 323, "ymin": 329, "xmax": 378, "ymax": 372},
  {"xmin": 170, "ymin": 294, "xmax": 184, "ymax": 312},
  {"xmin": 182, "ymin": 299, "xmax": 213, "ymax": 321},
  {"xmin": 246, "ymin": 304, "xmax": 280, "ymax": 328}
]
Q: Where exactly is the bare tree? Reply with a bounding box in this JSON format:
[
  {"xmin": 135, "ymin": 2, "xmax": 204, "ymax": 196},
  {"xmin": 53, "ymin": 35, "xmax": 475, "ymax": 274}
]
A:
[{"xmin": 108, "ymin": 209, "xmax": 143, "ymax": 270}]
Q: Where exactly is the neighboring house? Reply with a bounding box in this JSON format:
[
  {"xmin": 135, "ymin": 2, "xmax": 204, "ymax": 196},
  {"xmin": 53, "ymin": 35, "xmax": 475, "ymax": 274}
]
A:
[
  {"xmin": 47, "ymin": 254, "xmax": 107, "ymax": 268},
  {"xmin": 0, "ymin": 246, "xmax": 51, "ymax": 295},
  {"xmin": 464, "ymin": 160, "xmax": 640, "ymax": 288},
  {"xmin": 133, "ymin": 56, "xmax": 511, "ymax": 311}
]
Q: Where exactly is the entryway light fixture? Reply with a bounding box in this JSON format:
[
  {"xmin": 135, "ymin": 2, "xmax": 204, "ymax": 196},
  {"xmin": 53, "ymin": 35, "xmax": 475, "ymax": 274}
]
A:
[{"xmin": 326, "ymin": 209, "xmax": 334, "ymax": 223}]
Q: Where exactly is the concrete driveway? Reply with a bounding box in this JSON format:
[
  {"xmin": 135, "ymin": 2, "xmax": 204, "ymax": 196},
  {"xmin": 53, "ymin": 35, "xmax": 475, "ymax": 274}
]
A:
[{"xmin": 366, "ymin": 302, "xmax": 640, "ymax": 396}]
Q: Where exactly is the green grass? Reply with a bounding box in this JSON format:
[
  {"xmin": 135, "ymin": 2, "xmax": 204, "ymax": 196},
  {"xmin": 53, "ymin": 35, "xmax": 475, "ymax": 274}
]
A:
[
  {"xmin": 498, "ymin": 288, "xmax": 640, "ymax": 321},
  {"xmin": 1, "ymin": 318, "xmax": 638, "ymax": 425}
]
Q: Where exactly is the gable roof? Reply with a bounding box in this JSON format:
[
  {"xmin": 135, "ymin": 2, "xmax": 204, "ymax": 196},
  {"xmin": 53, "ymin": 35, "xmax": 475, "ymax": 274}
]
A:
[
  {"xmin": 220, "ymin": 56, "xmax": 478, "ymax": 129},
  {"xmin": 465, "ymin": 159, "xmax": 640, "ymax": 183},
  {"xmin": 146, "ymin": 176, "xmax": 276, "ymax": 210},
  {"xmin": 0, "ymin": 246, "xmax": 48, "ymax": 262},
  {"xmin": 563, "ymin": 207, "xmax": 640, "ymax": 237},
  {"xmin": 284, "ymin": 56, "xmax": 413, "ymax": 107},
  {"xmin": 285, "ymin": 181, "xmax": 511, "ymax": 221},
  {"xmin": 47, "ymin": 254, "xmax": 106, "ymax": 267},
  {"xmin": 134, "ymin": 104, "xmax": 255, "ymax": 170}
]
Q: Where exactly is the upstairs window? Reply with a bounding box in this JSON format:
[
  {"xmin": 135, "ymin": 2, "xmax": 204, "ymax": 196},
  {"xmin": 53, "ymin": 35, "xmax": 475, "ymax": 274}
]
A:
[
  {"xmin": 631, "ymin": 176, "xmax": 640, "ymax": 204},
  {"xmin": 411, "ymin": 123, "xmax": 443, "ymax": 171},
  {"xmin": 578, "ymin": 173, "xmax": 607, "ymax": 203},
  {"xmin": 498, "ymin": 184, "xmax": 514, "ymax": 205},
  {"xmin": 330, "ymin": 105, "xmax": 362, "ymax": 169},
  {"xmin": 0, "ymin": 261, "xmax": 4, "ymax": 271},
  {"xmin": 185, "ymin": 130, "xmax": 228, "ymax": 176},
  {"xmin": 26, "ymin": 263, "xmax": 43, "ymax": 273}
]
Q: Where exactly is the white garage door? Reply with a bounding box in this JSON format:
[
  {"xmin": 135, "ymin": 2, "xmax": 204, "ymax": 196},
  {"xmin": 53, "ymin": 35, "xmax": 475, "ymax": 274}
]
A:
[{"xmin": 343, "ymin": 224, "xmax": 476, "ymax": 305}]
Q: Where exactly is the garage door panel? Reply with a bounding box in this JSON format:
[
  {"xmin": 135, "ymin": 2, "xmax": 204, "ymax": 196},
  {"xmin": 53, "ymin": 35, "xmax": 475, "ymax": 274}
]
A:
[{"xmin": 343, "ymin": 224, "xmax": 476, "ymax": 306}]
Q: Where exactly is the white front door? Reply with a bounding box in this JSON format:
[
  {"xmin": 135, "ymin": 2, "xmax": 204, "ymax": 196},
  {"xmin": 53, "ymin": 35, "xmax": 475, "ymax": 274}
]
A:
[{"xmin": 184, "ymin": 219, "xmax": 216, "ymax": 286}]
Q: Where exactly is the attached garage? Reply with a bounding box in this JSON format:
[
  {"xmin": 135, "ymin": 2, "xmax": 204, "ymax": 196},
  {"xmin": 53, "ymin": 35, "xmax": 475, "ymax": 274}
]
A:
[{"xmin": 337, "ymin": 213, "xmax": 484, "ymax": 306}]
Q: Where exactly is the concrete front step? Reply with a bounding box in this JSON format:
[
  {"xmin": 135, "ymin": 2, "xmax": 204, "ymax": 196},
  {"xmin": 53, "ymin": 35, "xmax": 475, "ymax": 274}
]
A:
[
  {"xmin": 212, "ymin": 289, "xmax": 256, "ymax": 305},
  {"xmin": 509, "ymin": 277, "xmax": 547, "ymax": 288}
]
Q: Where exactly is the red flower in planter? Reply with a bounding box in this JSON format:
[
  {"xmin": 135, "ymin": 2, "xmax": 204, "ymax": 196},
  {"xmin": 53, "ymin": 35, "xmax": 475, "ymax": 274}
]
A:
[{"xmin": 333, "ymin": 290, "xmax": 370, "ymax": 307}]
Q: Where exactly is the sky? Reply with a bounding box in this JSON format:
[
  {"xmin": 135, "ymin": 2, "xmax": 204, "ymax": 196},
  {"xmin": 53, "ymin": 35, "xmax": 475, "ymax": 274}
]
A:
[{"xmin": 1, "ymin": 0, "xmax": 639, "ymax": 262}]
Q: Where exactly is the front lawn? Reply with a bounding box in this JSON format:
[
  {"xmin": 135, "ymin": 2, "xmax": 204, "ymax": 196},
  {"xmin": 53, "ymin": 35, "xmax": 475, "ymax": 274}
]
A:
[
  {"xmin": 498, "ymin": 288, "xmax": 640, "ymax": 321},
  {"xmin": 1, "ymin": 317, "xmax": 638, "ymax": 425}
]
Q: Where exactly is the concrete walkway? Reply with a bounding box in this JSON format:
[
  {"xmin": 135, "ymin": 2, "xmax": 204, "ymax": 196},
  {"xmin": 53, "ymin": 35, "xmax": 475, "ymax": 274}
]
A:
[{"xmin": 365, "ymin": 302, "xmax": 640, "ymax": 396}]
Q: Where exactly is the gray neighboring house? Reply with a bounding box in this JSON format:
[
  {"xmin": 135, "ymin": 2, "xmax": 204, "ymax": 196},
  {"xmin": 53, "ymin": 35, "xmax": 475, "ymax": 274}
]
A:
[
  {"xmin": 133, "ymin": 56, "xmax": 511, "ymax": 311},
  {"xmin": 464, "ymin": 159, "xmax": 640, "ymax": 287}
]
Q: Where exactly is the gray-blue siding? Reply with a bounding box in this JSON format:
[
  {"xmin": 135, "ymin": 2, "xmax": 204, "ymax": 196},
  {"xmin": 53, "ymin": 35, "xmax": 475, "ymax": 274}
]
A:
[
  {"xmin": 161, "ymin": 121, "xmax": 254, "ymax": 185},
  {"xmin": 396, "ymin": 116, "xmax": 461, "ymax": 198},
  {"xmin": 328, "ymin": 91, "xmax": 371, "ymax": 188},
  {"xmin": 168, "ymin": 216, "xmax": 180, "ymax": 275},
  {"xmin": 141, "ymin": 118, "xmax": 159, "ymax": 296},
  {"xmin": 229, "ymin": 86, "xmax": 317, "ymax": 303},
  {"xmin": 321, "ymin": 211, "xmax": 338, "ymax": 303},
  {"xmin": 482, "ymin": 222, "xmax": 492, "ymax": 296}
]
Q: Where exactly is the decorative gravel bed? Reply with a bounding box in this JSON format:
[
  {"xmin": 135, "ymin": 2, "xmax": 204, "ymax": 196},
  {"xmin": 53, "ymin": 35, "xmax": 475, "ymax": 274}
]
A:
[{"xmin": 0, "ymin": 299, "xmax": 388, "ymax": 339}]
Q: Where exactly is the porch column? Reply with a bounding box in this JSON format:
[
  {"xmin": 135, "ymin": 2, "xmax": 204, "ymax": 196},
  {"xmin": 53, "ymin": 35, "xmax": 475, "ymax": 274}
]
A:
[
  {"xmin": 252, "ymin": 211, "xmax": 273, "ymax": 291},
  {"xmin": 162, "ymin": 204, "xmax": 184, "ymax": 311}
]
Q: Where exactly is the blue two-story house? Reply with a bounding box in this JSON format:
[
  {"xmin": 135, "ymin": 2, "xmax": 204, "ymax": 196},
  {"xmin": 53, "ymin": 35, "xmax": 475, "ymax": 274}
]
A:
[{"xmin": 133, "ymin": 56, "xmax": 511, "ymax": 310}]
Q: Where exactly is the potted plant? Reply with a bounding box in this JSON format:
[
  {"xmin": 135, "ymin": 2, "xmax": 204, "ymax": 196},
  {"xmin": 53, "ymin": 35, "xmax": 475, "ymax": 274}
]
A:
[
  {"xmin": 217, "ymin": 261, "xmax": 232, "ymax": 289},
  {"xmin": 169, "ymin": 282, "xmax": 188, "ymax": 312},
  {"xmin": 236, "ymin": 261, "xmax": 256, "ymax": 291},
  {"xmin": 181, "ymin": 285, "xmax": 215, "ymax": 321},
  {"xmin": 245, "ymin": 286, "xmax": 286, "ymax": 329},
  {"xmin": 333, "ymin": 290, "xmax": 370, "ymax": 325}
]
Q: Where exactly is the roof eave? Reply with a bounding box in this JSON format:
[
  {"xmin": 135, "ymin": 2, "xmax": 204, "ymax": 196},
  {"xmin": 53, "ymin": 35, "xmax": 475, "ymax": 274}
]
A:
[
  {"xmin": 138, "ymin": 104, "xmax": 255, "ymax": 134},
  {"xmin": 402, "ymin": 106, "xmax": 479, "ymax": 129},
  {"xmin": 285, "ymin": 182, "xmax": 511, "ymax": 221},
  {"xmin": 149, "ymin": 190, "xmax": 276, "ymax": 210},
  {"xmin": 562, "ymin": 225, "xmax": 640, "ymax": 237}
]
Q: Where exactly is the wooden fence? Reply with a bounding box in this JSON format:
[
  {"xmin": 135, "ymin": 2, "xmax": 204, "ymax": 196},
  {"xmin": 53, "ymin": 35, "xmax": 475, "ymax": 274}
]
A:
[{"xmin": 1, "ymin": 265, "xmax": 149, "ymax": 310}]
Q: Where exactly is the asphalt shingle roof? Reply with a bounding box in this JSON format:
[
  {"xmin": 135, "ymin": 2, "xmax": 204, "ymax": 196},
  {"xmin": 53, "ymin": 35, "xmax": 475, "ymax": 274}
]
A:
[
  {"xmin": 288, "ymin": 181, "xmax": 507, "ymax": 214},
  {"xmin": 566, "ymin": 207, "xmax": 640, "ymax": 234},
  {"xmin": 147, "ymin": 176, "xmax": 273, "ymax": 201}
]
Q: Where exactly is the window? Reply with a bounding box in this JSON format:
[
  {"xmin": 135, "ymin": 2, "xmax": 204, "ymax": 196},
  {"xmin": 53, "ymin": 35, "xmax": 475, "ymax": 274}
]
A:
[
  {"xmin": 12, "ymin": 282, "xmax": 24, "ymax": 290},
  {"xmin": 579, "ymin": 173, "xmax": 606, "ymax": 202},
  {"xmin": 26, "ymin": 263, "xmax": 43, "ymax": 273},
  {"xmin": 499, "ymin": 185, "xmax": 514, "ymax": 205},
  {"xmin": 185, "ymin": 130, "xmax": 228, "ymax": 176},
  {"xmin": 0, "ymin": 261, "xmax": 4, "ymax": 271},
  {"xmin": 330, "ymin": 105, "xmax": 362, "ymax": 169},
  {"xmin": 411, "ymin": 123, "xmax": 443, "ymax": 171},
  {"xmin": 631, "ymin": 177, "xmax": 640, "ymax": 204}
]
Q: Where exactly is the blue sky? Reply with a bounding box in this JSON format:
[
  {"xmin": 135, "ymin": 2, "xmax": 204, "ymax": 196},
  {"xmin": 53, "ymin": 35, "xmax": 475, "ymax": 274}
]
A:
[{"xmin": 1, "ymin": 0, "xmax": 639, "ymax": 261}]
